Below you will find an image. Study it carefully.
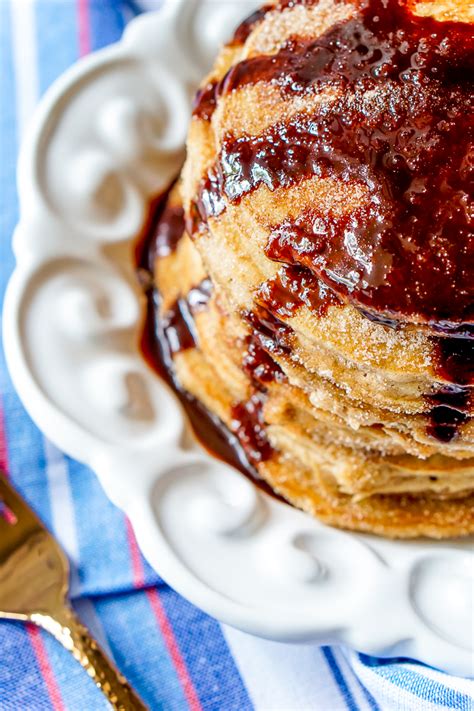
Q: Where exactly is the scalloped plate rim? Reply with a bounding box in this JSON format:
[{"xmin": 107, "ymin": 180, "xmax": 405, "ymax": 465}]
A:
[{"xmin": 3, "ymin": 1, "xmax": 473, "ymax": 677}]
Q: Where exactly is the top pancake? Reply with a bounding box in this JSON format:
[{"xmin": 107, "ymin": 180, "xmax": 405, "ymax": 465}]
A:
[{"xmin": 183, "ymin": 0, "xmax": 473, "ymax": 327}]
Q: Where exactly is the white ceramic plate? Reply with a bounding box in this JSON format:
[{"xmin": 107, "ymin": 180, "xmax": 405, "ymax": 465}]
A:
[{"xmin": 3, "ymin": 0, "xmax": 473, "ymax": 677}]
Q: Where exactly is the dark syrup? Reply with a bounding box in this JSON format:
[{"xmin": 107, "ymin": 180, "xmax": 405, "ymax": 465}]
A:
[
  {"xmin": 426, "ymin": 338, "xmax": 474, "ymax": 442},
  {"xmin": 230, "ymin": 392, "xmax": 273, "ymax": 463},
  {"xmin": 192, "ymin": 0, "xmax": 473, "ymax": 332},
  {"xmin": 256, "ymin": 263, "xmax": 340, "ymax": 318},
  {"xmin": 192, "ymin": 0, "xmax": 321, "ymax": 121},
  {"xmin": 192, "ymin": 82, "xmax": 219, "ymax": 122},
  {"xmin": 153, "ymin": 0, "xmax": 474, "ymax": 445},
  {"xmin": 426, "ymin": 385, "xmax": 471, "ymax": 443},
  {"xmin": 242, "ymin": 335, "xmax": 287, "ymax": 385},
  {"xmin": 230, "ymin": 5, "xmax": 273, "ymax": 46},
  {"xmin": 136, "ymin": 188, "xmax": 281, "ymax": 497},
  {"xmin": 192, "ymin": 0, "xmax": 474, "ymax": 444},
  {"xmin": 135, "ymin": 189, "xmax": 184, "ymax": 271}
]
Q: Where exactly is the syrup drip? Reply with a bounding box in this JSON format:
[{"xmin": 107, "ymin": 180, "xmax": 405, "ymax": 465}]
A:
[
  {"xmin": 162, "ymin": 299, "xmax": 198, "ymax": 354},
  {"xmin": 160, "ymin": 278, "xmax": 212, "ymax": 355},
  {"xmin": 137, "ymin": 187, "xmax": 280, "ymax": 492},
  {"xmin": 152, "ymin": 204, "xmax": 185, "ymax": 259},
  {"xmin": 243, "ymin": 305, "xmax": 294, "ymax": 357},
  {"xmin": 242, "ymin": 336, "xmax": 287, "ymax": 386},
  {"xmin": 234, "ymin": 335, "xmax": 284, "ymax": 465},
  {"xmin": 141, "ymin": 287, "xmax": 270, "ymax": 479},
  {"xmin": 434, "ymin": 337, "xmax": 474, "ymax": 386},
  {"xmin": 426, "ymin": 385, "xmax": 471, "ymax": 443},
  {"xmin": 231, "ymin": 392, "xmax": 273, "ymax": 464},
  {"xmin": 135, "ymin": 190, "xmax": 184, "ymax": 271},
  {"xmin": 256, "ymin": 263, "xmax": 340, "ymax": 318},
  {"xmin": 192, "ymin": 82, "xmax": 218, "ymax": 122},
  {"xmin": 426, "ymin": 337, "xmax": 474, "ymax": 442},
  {"xmin": 187, "ymin": 277, "xmax": 213, "ymax": 312}
]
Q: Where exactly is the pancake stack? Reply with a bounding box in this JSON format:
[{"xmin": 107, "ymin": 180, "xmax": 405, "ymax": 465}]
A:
[{"xmin": 146, "ymin": 0, "xmax": 474, "ymax": 537}]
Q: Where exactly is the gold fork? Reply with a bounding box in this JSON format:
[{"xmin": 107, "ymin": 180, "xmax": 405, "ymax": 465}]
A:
[{"xmin": 0, "ymin": 471, "xmax": 147, "ymax": 710}]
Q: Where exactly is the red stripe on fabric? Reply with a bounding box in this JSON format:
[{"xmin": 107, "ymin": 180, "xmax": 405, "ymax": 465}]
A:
[
  {"xmin": 146, "ymin": 588, "xmax": 203, "ymax": 711},
  {"xmin": 125, "ymin": 519, "xmax": 202, "ymax": 711},
  {"xmin": 27, "ymin": 625, "xmax": 65, "ymax": 711},
  {"xmin": 125, "ymin": 517, "xmax": 146, "ymax": 587},
  {"xmin": 77, "ymin": 0, "xmax": 91, "ymax": 56}
]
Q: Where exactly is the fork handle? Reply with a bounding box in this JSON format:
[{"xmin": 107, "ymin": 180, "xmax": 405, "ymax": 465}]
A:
[{"xmin": 32, "ymin": 605, "xmax": 148, "ymax": 710}]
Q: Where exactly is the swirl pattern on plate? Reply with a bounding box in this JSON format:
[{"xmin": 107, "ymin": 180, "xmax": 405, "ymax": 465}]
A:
[{"xmin": 4, "ymin": 0, "xmax": 473, "ymax": 676}]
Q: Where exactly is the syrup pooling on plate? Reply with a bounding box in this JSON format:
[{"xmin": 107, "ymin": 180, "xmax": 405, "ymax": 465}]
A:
[
  {"xmin": 141, "ymin": 286, "xmax": 267, "ymax": 478},
  {"xmin": 135, "ymin": 189, "xmax": 184, "ymax": 271},
  {"xmin": 152, "ymin": 203, "xmax": 185, "ymax": 259},
  {"xmin": 136, "ymin": 186, "xmax": 282, "ymax": 493},
  {"xmin": 192, "ymin": 0, "xmax": 473, "ymax": 330}
]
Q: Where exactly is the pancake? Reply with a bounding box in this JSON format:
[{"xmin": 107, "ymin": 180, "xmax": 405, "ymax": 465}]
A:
[{"xmin": 142, "ymin": 0, "xmax": 474, "ymax": 538}]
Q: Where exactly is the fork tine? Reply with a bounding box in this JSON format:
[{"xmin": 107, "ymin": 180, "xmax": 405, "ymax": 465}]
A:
[{"xmin": 0, "ymin": 477, "xmax": 146, "ymax": 709}]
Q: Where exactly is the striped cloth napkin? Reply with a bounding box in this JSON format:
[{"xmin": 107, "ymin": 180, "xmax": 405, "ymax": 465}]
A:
[{"xmin": 0, "ymin": 1, "xmax": 472, "ymax": 709}]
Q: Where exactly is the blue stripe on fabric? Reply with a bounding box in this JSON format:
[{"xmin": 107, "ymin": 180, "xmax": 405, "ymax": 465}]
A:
[
  {"xmin": 322, "ymin": 647, "xmax": 360, "ymax": 711},
  {"xmin": 66, "ymin": 458, "xmax": 138, "ymax": 596},
  {"xmin": 0, "ymin": 0, "xmax": 54, "ymax": 530},
  {"xmin": 35, "ymin": 0, "xmax": 79, "ymax": 95},
  {"xmin": 89, "ymin": 0, "xmax": 127, "ymax": 50},
  {"xmin": 93, "ymin": 590, "xmax": 188, "ymax": 711},
  {"xmin": 358, "ymin": 655, "xmax": 474, "ymax": 710},
  {"xmin": 356, "ymin": 677, "xmax": 381, "ymax": 711},
  {"xmin": 340, "ymin": 651, "xmax": 381, "ymax": 711},
  {"xmin": 344, "ymin": 653, "xmax": 381, "ymax": 711},
  {"xmin": 158, "ymin": 587, "xmax": 253, "ymax": 711},
  {"xmin": 40, "ymin": 626, "xmax": 109, "ymax": 711},
  {"xmin": 0, "ymin": 623, "xmax": 54, "ymax": 710},
  {"xmin": 0, "ymin": 0, "xmax": 18, "ymax": 295},
  {"xmin": 358, "ymin": 653, "xmax": 405, "ymax": 667}
]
